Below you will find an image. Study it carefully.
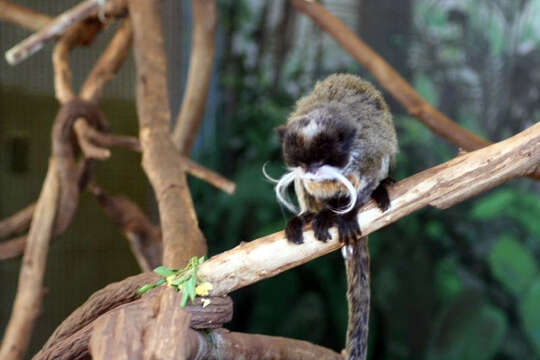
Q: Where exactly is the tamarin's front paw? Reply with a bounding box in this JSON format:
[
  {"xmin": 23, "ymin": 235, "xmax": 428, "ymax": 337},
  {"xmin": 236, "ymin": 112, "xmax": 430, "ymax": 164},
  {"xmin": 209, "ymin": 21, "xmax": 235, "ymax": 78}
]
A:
[
  {"xmin": 285, "ymin": 213, "xmax": 314, "ymax": 244},
  {"xmin": 371, "ymin": 177, "xmax": 395, "ymax": 212},
  {"xmin": 312, "ymin": 209, "xmax": 334, "ymax": 242},
  {"xmin": 336, "ymin": 212, "xmax": 362, "ymax": 245},
  {"xmin": 285, "ymin": 216, "xmax": 305, "ymax": 244}
]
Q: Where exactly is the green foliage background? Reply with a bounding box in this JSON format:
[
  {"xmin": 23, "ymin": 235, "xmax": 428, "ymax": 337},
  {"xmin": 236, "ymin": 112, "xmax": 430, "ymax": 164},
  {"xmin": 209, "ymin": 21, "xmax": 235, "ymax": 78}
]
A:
[{"xmin": 188, "ymin": 1, "xmax": 540, "ymax": 359}]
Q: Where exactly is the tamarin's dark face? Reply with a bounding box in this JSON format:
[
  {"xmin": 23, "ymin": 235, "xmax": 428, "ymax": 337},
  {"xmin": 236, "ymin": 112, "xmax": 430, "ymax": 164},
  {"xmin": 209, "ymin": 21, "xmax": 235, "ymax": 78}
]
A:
[{"xmin": 277, "ymin": 116, "xmax": 356, "ymax": 173}]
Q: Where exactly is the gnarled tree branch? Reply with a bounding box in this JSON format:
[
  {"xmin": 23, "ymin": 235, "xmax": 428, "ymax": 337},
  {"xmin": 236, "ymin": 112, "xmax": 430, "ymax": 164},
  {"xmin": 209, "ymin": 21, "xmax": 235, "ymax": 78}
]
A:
[{"xmin": 129, "ymin": 0, "xmax": 206, "ymax": 268}]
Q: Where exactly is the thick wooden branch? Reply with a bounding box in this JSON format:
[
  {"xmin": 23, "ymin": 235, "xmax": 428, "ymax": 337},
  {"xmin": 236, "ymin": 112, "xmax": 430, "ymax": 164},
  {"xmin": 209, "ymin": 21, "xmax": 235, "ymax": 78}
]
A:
[
  {"xmin": 36, "ymin": 276, "xmax": 233, "ymax": 359},
  {"xmin": 205, "ymin": 329, "xmax": 343, "ymax": 360},
  {"xmin": 0, "ymin": 1, "xmax": 52, "ymax": 31},
  {"xmin": 52, "ymin": 23, "xmax": 85, "ymax": 103},
  {"xmin": 90, "ymin": 290, "xmax": 194, "ymax": 359},
  {"xmin": 0, "ymin": 161, "xmax": 60, "ymax": 360},
  {"xmin": 197, "ymin": 122, "xmax": 540, "ymax": 295},
  {"xmin": 129, "ymin": 0, "xmax": 206, "ymax": 268},
  {"xmin": 80, "ymin": 20, "xmax": 133, "ymax": 102},
  {"xmin": 289, "ymin": 0, "xmax": 540, "ymax": 181},
  {"xmin": 4, "ymin": 0, "xmax": 126, "ymax": 65},
  {"xmin": 89, "ymin": 289, "xmax": 338, "ymax": 360},
  {"xmin": 33, "ymin": 272, "xmax": 158, "ymax": 360},
  {"xmin": 172, "ymin": 0, "xmax": 217, "ymax": 154},
  {"xmin": 89, "ymin": 289, "xmax": 234, "ymax": 359}
]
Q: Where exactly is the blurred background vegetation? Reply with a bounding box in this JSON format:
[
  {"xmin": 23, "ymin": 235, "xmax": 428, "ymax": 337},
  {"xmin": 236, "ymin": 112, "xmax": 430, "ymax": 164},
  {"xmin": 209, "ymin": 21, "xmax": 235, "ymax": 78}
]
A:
[{"xmin": 1, "ymin": 0, "xmax": 539, "ymax": 359}]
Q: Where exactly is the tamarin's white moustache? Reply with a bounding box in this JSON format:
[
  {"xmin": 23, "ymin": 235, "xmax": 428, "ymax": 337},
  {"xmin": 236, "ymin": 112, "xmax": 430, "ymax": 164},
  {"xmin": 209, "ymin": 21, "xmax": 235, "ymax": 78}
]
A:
[
  {"xmin": 305, "ymin": 165, "xmax": 358, "ymax": 214},
  {"xmin": 263, "ymin": 163, "xmax": 300, "ymax": 213},
  {"xmin": 263, "ymin": 163, "xmax": 358, "ymax": 215}
]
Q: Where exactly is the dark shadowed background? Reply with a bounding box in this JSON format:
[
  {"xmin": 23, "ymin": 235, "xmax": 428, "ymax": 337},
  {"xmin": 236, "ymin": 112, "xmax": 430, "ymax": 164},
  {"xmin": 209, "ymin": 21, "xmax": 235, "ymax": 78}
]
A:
[{"xmin": 1, "ymin": 0, "xmax": 539, "ymax": 359}]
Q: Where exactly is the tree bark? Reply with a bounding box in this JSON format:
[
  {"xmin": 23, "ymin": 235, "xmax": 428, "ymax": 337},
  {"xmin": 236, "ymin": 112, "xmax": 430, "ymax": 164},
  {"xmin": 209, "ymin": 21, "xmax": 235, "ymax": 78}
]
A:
[{"xmin": 129, "ymin": 0, "xmax": 207, "ymax": 268}]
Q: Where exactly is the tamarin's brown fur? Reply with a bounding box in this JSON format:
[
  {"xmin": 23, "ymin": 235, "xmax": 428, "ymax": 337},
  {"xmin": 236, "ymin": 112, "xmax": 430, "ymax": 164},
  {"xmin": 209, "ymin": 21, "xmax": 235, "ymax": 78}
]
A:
[{"xmin": 273, "ymin": 74, "xmax": 398, "ymax": 360}]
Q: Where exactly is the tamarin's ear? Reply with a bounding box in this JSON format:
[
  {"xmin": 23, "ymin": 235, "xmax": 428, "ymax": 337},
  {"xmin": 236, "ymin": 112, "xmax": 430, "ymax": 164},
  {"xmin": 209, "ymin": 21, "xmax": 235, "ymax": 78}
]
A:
[{"xmin": 275, "ymin": 125, "xmax": 287, "ymax": 142}]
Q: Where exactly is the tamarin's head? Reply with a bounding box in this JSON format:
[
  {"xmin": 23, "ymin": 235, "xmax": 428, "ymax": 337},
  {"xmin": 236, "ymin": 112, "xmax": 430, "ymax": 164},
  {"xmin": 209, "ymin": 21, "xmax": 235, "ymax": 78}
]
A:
[
  {"xmin": 270, "ymin": 106, "xmax": 359, "ymax": 213},
  {"xmin": 276, "ymin": 107, "xmax": 356, "ymax": 175}
]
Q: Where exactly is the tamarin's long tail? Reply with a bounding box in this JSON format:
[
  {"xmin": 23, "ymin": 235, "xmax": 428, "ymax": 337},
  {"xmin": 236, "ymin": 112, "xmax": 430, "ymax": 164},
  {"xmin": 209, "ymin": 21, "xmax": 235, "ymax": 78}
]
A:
[{"xmin": 344, "ymin": 237, "xmax": 370, "ymax": 360}]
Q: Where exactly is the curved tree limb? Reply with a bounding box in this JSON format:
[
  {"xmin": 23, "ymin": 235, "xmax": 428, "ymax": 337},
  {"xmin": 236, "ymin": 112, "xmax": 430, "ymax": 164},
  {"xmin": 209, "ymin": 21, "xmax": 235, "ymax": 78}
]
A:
[
  {"xmin": 0, "ymin": 1, "xmax": 52, "ymax": 31},
  {"xmin": 0, "ymin": 98, "xmax": 107, "ymax": 358},
  {"xmin": 129, "ymin": 0, "xmax": 206, "ymax": 268},
  {"xmin": 0, "ymin": 161, "xmax": 60, "ymax": 360},
  {"xmin": 182, "ymin": 156, "xmax": 236, "ymax": 194},
  {"xmin": 4, "ymin": 0, "xmax": 127, "ymax": 65},
  {"xmin": 0, "ymin": 236, "xmax": 26, "ymax": 261},
  {"xmin": 0, "ymin": 204, "xmax": 35, "ymax": 240},
  {"xmin": 1, "ymin": 26, "xmax": 82, "ymax": 358},
  {"xmin": 205, "ymin": 329, "xmax": 343, "ymax": 360},
  {"xmin": 172, "ymin": 0, "xmax": 217, "ymax": 154},
  {"xmin": 80, "ymin": 19, "xmax": 133, "ymax": 102},
  {"xmin": 289, "ymin": 0, "xmax": 540, "ymax": 181},
  {"xmin": 52, "ymin": 23, "xmax": 87, "ymax": 103}
]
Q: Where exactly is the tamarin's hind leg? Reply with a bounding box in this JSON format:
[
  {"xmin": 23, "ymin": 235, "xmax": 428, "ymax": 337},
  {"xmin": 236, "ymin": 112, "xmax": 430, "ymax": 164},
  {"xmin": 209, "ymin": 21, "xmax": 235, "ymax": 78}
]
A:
[
  {"xmin": 312, "ymin": 209, "xmax": 335, "ymax": 242},
  {"xmin": 285, "ymin": 213, "xmax": 314, "ymax": 244},
  {"xmin": 370, "ymin": 177, "xmax": 395, "ymax": 212}
]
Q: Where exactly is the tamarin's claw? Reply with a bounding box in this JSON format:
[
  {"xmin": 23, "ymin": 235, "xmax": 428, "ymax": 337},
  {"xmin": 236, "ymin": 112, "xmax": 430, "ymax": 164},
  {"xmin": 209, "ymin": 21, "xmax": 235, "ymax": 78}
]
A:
[
  {"xmin": 336, "ymin": 210, "xmax": 362, "ymax": 245},
  {"xmin": 285, "ymin": 216, "xmax": 305, "ymax": 244},
  {"xmin": 312, "ymin": 209, "xmax": 334, "ymax": 242},
  {"xmin": 285, "ymin": 213, "xmax": 315, "ymax": 244}
]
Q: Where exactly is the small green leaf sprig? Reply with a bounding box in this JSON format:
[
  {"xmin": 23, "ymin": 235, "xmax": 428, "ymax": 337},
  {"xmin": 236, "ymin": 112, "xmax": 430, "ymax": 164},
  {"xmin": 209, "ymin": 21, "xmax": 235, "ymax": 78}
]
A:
[{"xmin": 137, "ymin": 256, "xmax": 213, "ymax": 307}]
